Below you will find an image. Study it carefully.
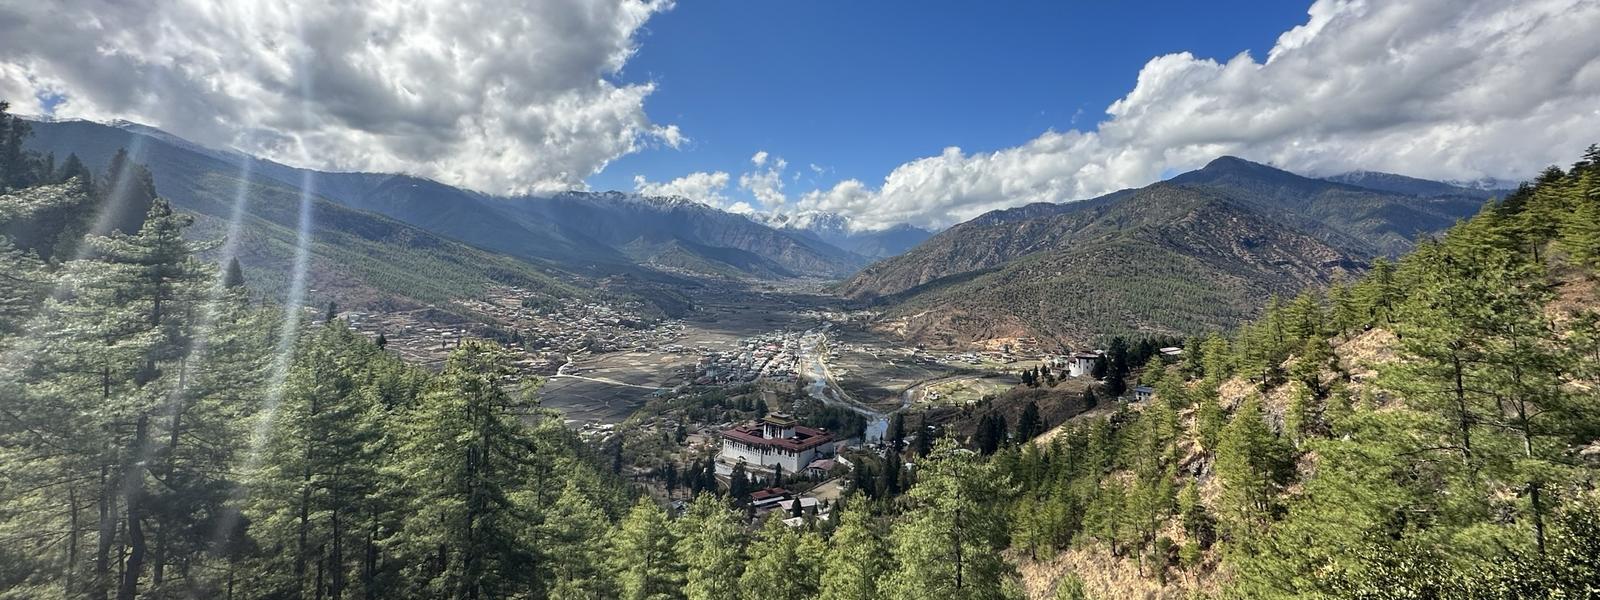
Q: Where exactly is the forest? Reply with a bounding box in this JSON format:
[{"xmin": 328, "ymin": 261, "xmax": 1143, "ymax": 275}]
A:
[{"xmin": 3, "ymin": 92, "xmax": 1600, "ymax": 599}]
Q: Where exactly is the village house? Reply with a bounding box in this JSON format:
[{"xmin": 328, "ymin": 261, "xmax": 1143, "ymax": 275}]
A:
[
  {"xmin": 716, "ymin": 413, "xmax": 835, "ymax": 481},
  {"xmin": 1133, "ymin": 385, "xmax": 1155, "ymax": 403},
  {"xmin": 1067, "ymin": 351, "xmax": 1102, "ymax": 378}
]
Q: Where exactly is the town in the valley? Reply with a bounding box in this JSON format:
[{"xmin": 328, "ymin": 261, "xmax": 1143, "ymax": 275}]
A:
[{"xmin": 328, "ymin": 280, "xmax": 1179, "ymax": 524}]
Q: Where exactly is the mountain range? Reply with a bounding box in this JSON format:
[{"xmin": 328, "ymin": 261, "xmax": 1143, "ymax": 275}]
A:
[
  {"xmin": 24, "ymin": 118, "xmax": 1516, "ymax": 347},
  {"xmin": 756, "ymin": 210, "xmax": 933, "ymax": 259},
  {"xmin": 840, "ymin": 156, "xmax": 1507, "ymax": 347},
  {"xmin": 21, "ymin": 118, "xmax": 877, "ymax": 314}
]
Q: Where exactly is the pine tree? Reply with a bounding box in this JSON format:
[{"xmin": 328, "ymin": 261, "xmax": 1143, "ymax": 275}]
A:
[
  {"xmin": 1053, "ymin": 573, "xmax": 1087, "ymax": 600},
  {"xmin": 57, "ymin": 153, "xmax": 93, "ymax": 191},
  {"xmin": 545, "ymin": 483, "xmax": 617, "ymax": 600},
  {"xmin": 1199, "ymin": 334, "xmax": 1232, "ymax": 383},
  {"xmin": 1016, "ymin": 401, "xmax": 1042, "ymax": 442},
  {"xmin": 1356, "ymin": 258, "xmax": 1401, "ymax": 326},
  {"xmin": 222, "ymin": 257, "xmax": 245, "ymax": 288},
  {"xmin": 0, "ymin": 196, "xmax": 265, "ymax": 598},
  {"xmin": 392, "ymin": 340, "xmax": 547, "ymax": 599},
  {"xmin": 250, "ymin": 323, "xmax": 394, "ymax": 599},
  {"xmin": 738, "ymin": 514, "xmax": 818, "ymax": 600},
  {"xmin": 0, "ymin": 101, "xmax": 43, "ymax": 190},
  {"xmin": 729, "ymin": 463, "xmax": 750, "ymax": 503},
  {"xmin": 914, "ymin": 416, "xmax": 935, "ymax": 457},
  {"xmin": 0, "ymin": 237, "xmax": 46, "ymax": 335},
  {"xmin": 613, "ymin": 499, "xmax": 682, "ymax": 600},
  {"xmin": 96, "ymin": 149, "xmax": 157, "ymax": 237},
  {"xmin": 886, "ymin": 439, "xmax": 1012, "ymax": 599},
  {"xmin": 678, "ymin": 495, "xmax": 743, "ymax": 600},
  {"xmin": 820, "ymin": 502, "xmax": 888, "ymax": 600},
  {"xmin": 1105, "ymin": 337, "xmax": 1130, "ymax": 397},
  {"xmin": 1213, "ymin": 396, "xmax": 1289, "ymax": 539}
]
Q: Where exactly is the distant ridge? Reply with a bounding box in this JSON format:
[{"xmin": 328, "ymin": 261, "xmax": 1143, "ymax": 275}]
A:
[
  {"xmin": 23, "ymin": 118, "xmax": 866, "ymax": 281},
  {"xmin": 840, "ymin": 157, "xmax": 1490, "ymax": 347}
]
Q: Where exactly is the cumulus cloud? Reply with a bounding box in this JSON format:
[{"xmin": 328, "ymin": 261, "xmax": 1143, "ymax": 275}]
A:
[
  {"xmin": 0, "ymin": 0, "xmax": 676, "ymax": 195},
  {"xmin": 632, "ymin": 170, "xmax": 733, "ymax": 207},
  {"xmin": 739, "ymin": 151, "xmax": 789, "ymax": 209},
  {"xmin": 796, "ymin": 0, "xmax": 1600, "ymax": 230}
]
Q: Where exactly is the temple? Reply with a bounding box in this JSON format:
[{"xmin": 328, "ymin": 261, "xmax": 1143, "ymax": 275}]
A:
[{"xmin": 715, "ymin": 413, "xmax": 835, "ymax": 481}]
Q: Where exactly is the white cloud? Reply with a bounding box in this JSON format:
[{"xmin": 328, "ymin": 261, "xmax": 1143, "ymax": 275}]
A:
[
  {"xmin": 632, "ymin": 170, "xmax": 732, "ymax": 207},
  {"xmin": 739, "ymin": 152, "xmax": 789, "ymax": 209},
  {"xmin": 0, "ymin": 0, "xmax": 677, "ymax": 195},
  {"xmin": 796, "ymin": 0, "xmax": 1600, "ymax": 230}
]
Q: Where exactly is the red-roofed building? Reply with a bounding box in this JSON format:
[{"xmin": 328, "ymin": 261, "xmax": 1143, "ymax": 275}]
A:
[{"xmin": 716, "ymin": 413, "xmax": 835, "ymax": 480}]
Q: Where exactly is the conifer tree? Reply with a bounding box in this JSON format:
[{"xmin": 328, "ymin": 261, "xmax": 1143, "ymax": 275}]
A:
[
  {"xmin": 1193, "ymin": 386, "xmax": 1225, "ymax": 454},
  {"xmin": 0, "ymin": 237, "xmax": 46, "ymax": 334},
  {"xmin": 613, "ymin": 499, "xmax": 682, "ymax": 600},
  {"xmin": 1213, "ymin": 396, "xmax": 1289, "ymax": 539},
  {"xmin": 545, "ymin": 483, "xmax": 617, "ymax": 600},
  {"xmin": 820, "ymin": 502, "xmax": 888, "ymax": 600},
  {"xmin": 393, "ymin": 340, "xmax": 546, "ymax": 599},
  {"xmin": 96, "ymin": 149, "xmax": 157, "ymax": 237},
  {"xmin": 1053, "ymin": 573, "xmax": 1087, "ymax": 600},
  {"xmin": 887, "ymin": 439, "xmax": 1012, "ymax": 599},
  {"xmin": 251, "ymin": 323, "xmax": 393, "ymax": 599},
  {"xmin": 1199, "ymin": 334, "xmax": 1232, "ymax": 383},
  {"xmin": 1016, "ymin": 401, "xmax": 1042, "ymax": 442},
  {"xmin": 222, "ymin": 257, "xmax": 245, "ymax": 288},
  {"xmin": 678, "ymin": 495, "xmax": 743, "ymax": 600},
  {"xmin": 738, "ymin": 514, "xmax": 817, "ymax": 600}
]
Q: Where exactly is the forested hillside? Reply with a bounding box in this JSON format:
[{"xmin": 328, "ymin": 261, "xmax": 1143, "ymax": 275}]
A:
[
  {"xmin": 842, "ymin": 157, "xmax": 1489, "ymax": 347},
  {"xmin": 4, "ymin": 85, "xmax": 1600, "ymax": 600},
  {"xmin": 996, "ymin": 145, "xmax": 1600, "ymax": 597},
  {"xmin": 23, "ymin": 118, "xmax": 866, "ymax": 281},
  {"xmin": 14, "ymin": 115, "xmax": 586, "ymax": 311}
]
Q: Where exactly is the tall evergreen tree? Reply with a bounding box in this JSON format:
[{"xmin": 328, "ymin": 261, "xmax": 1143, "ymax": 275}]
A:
[
  {"xmin": 393, "ymin": 340, "xmax": 547, "ymax": 599},
  {"xmin": 678, "ymin": 495, "xmax": 744, "ymax": 600},
  {"xmin": 545, "ymin": 483, "xmax": 616, "ymax": 600},
  {"xmin": 1016, "ymin": 401, "xmax": 1042, "ymax": 442},
  {"xmin": 613, "ymin": 499, "xmax": 682, "ymax": 600},
  {"xmin": 887, "ymin": 439, "xmax": 1012, "ymax": 599},
  {"xmin": 738, "ymin": 514, "xmax": 819, "ymax": 600},
  {"xmin": 820, "ymin": 502, "xmax": 888, "ymax": 600}
]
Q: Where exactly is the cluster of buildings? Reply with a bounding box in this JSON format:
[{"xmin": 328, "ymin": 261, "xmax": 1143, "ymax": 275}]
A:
[
  {"xmin": 749, "ymin": 487, "xmax": 830, "ymax": 527},
  {"xmin": 334, "ymin": 308, "xmax": 484, "ymax": 370},
  {"xmin": 455, "ymin": 286, "xmax": 686, "ymax": 356},
  {"xmin": 332, "ymin": 285, "xmax": 694, "ymax": 377},
  {"xmin": 687, "ymin": 332, "xmax": 803, "ymax": 385}
]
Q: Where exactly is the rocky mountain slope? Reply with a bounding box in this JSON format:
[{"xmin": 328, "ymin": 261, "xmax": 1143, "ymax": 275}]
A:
[{"xmin": 842, "ymin": 157, "xmax": 1496, "ymax": 347}]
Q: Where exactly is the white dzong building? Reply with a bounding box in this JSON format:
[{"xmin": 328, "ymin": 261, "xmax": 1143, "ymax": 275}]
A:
[{"xmin": 715, "ymin": 413, "xmax": 834, "ymax": 481}]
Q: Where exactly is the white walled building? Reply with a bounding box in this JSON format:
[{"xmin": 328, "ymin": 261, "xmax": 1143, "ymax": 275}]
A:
[
  {"xmin": 715, "ymin": 413, "xmax": 835, "ymax": 480},
  {"xmin": 1067, "ymin": 351, "xmax": 1102, "ymax": 378}
]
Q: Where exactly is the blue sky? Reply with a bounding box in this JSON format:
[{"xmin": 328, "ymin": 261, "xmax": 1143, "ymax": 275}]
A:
[
  {"xmin": 591, "ymin": 2, "xmax": 1314, "ymax": 198},
  {"xmin": 9, "ymin": 0, "xmax": 1596, "ymax": 229}
]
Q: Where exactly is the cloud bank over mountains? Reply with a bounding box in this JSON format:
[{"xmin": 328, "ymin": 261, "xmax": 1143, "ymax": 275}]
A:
[
  {"xmin": 4, "ymin": 0, "xmax": 1598, "ymax": 231},
  {"xmin": 0, "ymin": 0, "xmax": 678, "ymax": 195},
  {"xmin": 646, "ymin": 0, "xmax": 1600, "ymax": 230}
]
